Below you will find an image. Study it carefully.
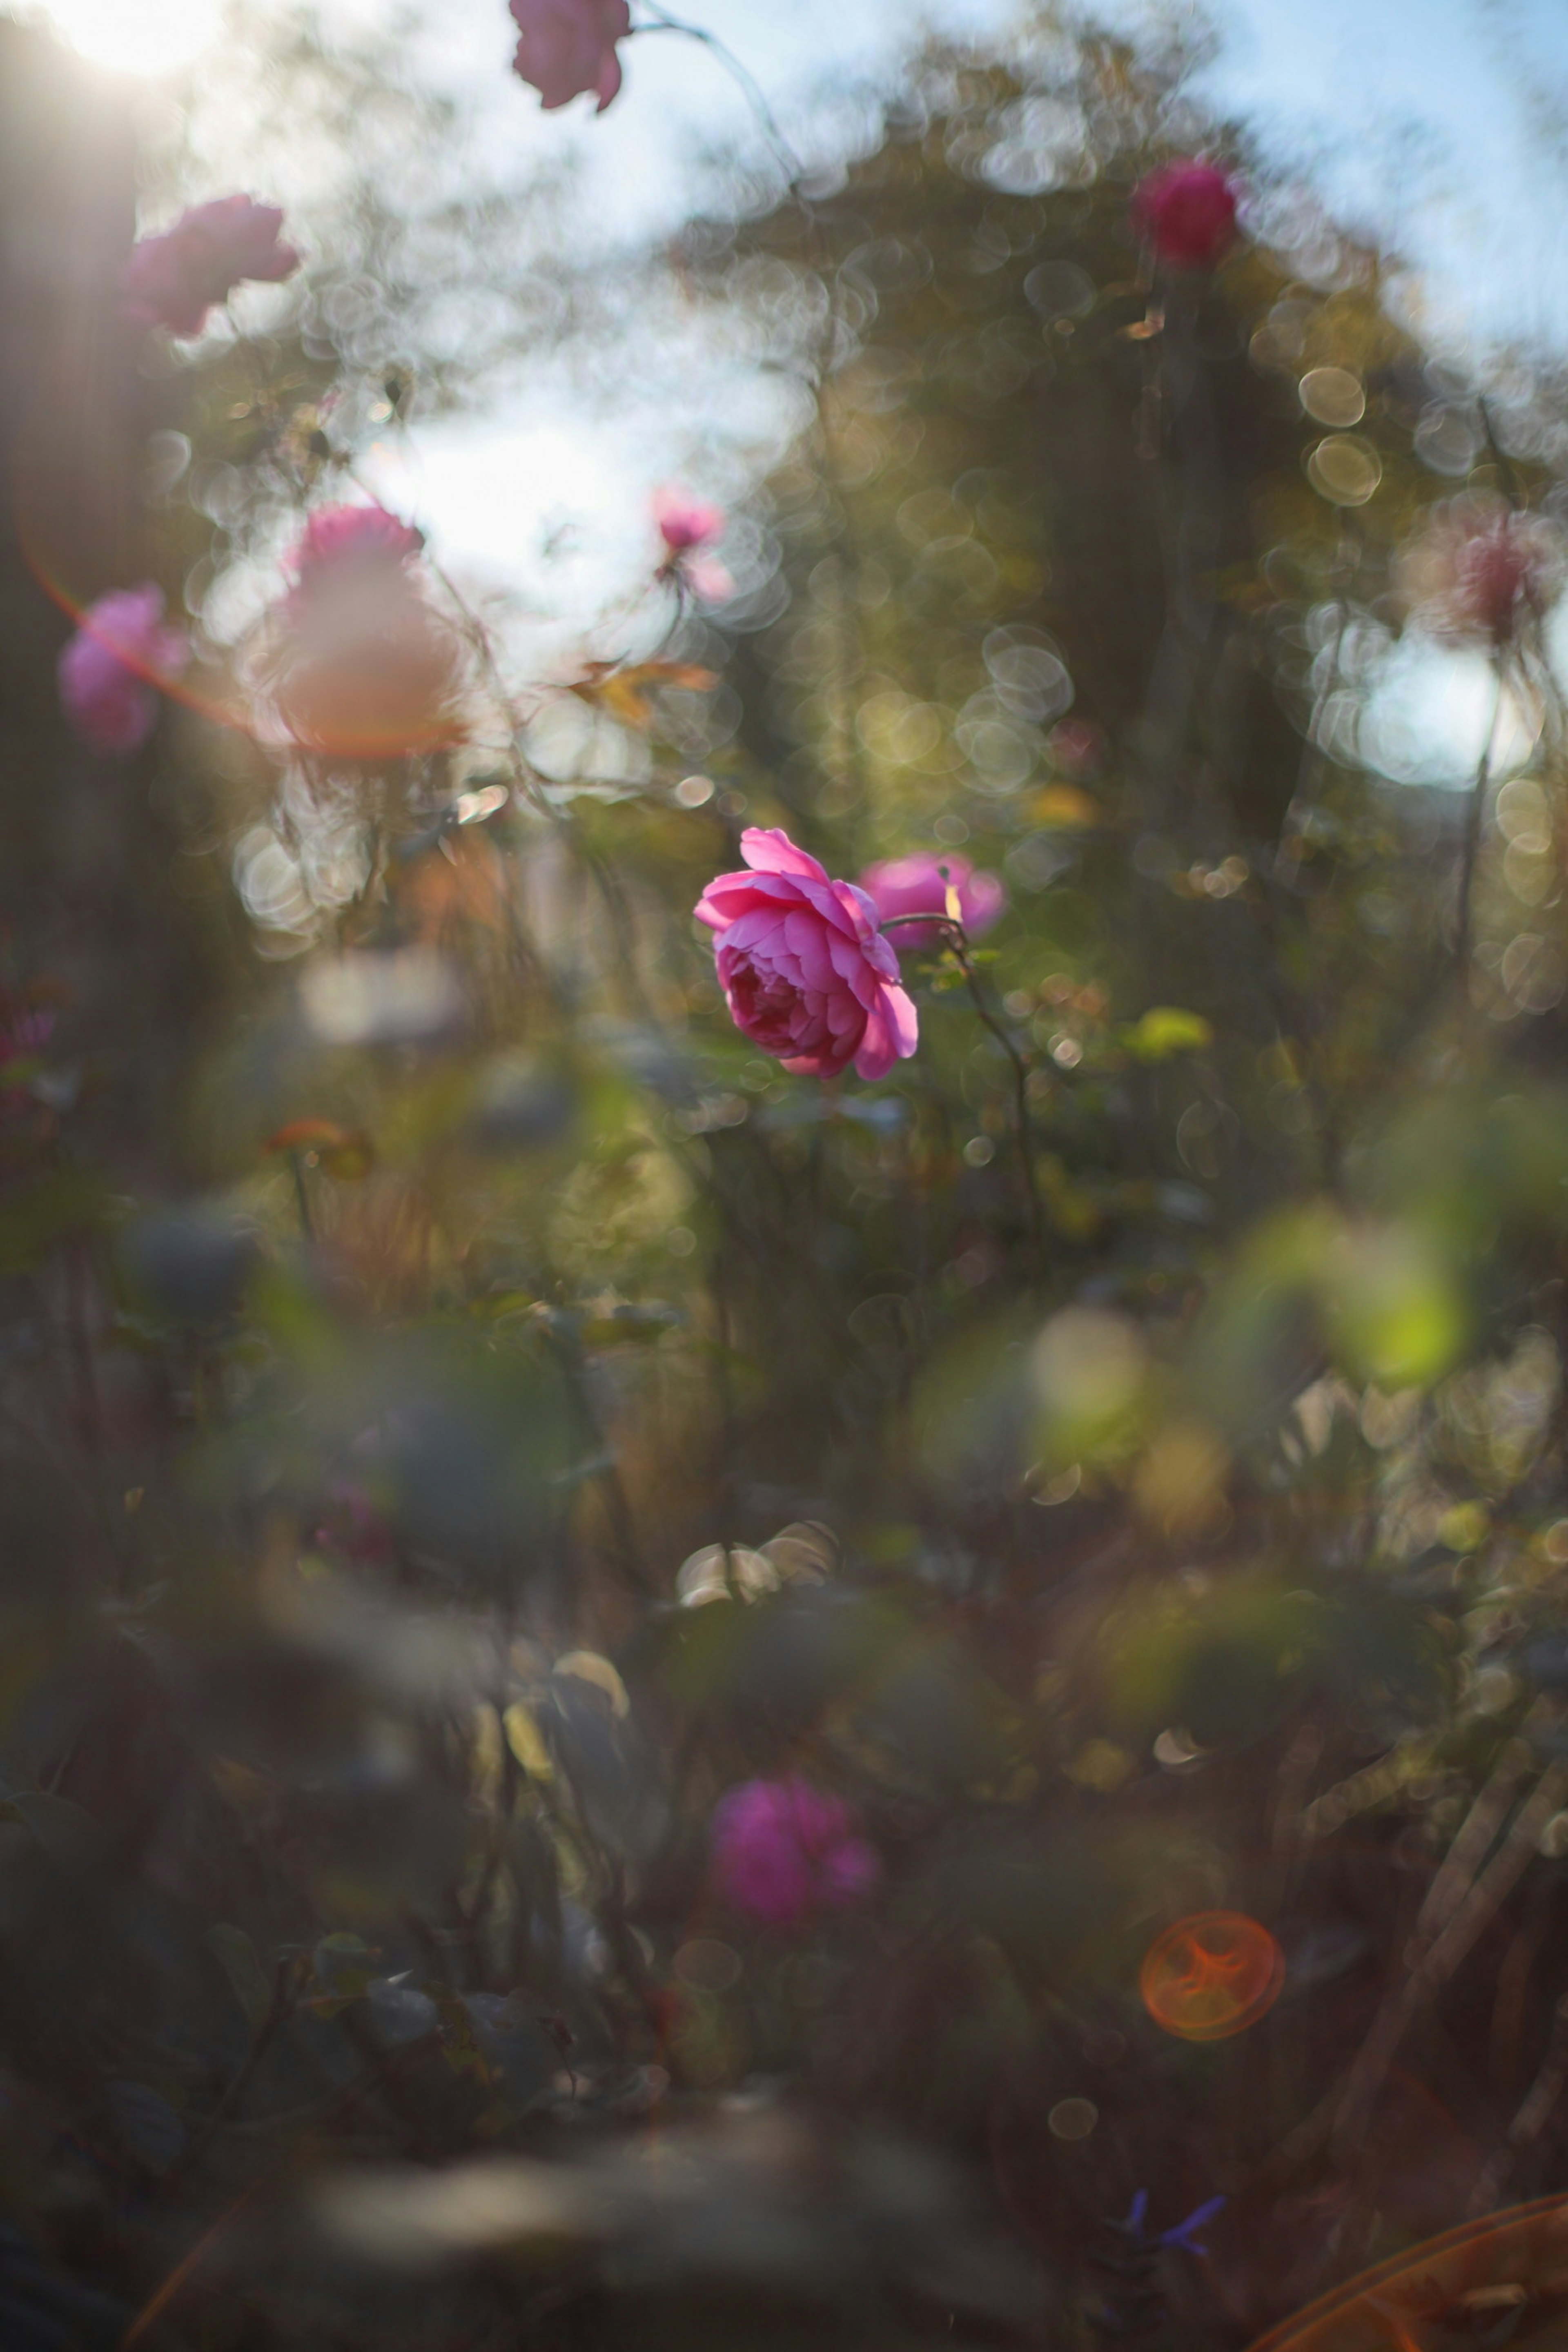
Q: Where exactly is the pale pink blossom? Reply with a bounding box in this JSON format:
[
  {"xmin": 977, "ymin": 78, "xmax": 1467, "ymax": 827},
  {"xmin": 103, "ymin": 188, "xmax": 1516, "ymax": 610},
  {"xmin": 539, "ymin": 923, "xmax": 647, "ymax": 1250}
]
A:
[
  {"xmin": 265, "ymin": 509, "xmax": 461, "ymax": 760},
  {"xmin": 655, "ymin": 487, "xmax": 725, "ymax": 555},
  {"xmin": 58, "ymin": 585, "xmax": 187, "ymax": 754},
  {"xmin": 710, "ymin": 1776, "xmax": 880, "ymax": 1928},
  {"xmin": 695, "ymin": 828, "xmax": 918, "ymax": 1083},
  {"xmin": 121, "ymin": 196, "xmax": 299, "ymax": 336},
  {"xmin": 510, "ymin": 0, "xmax": 630, "ymax": 111},
  {"xmin": 1396, "ymin": 497, "xmax": 1564, "ymax": 648},
  {"xmin": 1132, "ymin": 160, "xmax": 1238, "ymax": 270},
  {"xmin": 858, "ymin": 853, "xmax": 1006, "ymax": 952},
  {"xmin": 654, "ymin": 487, "xmax": 732, "ymax": 604}
]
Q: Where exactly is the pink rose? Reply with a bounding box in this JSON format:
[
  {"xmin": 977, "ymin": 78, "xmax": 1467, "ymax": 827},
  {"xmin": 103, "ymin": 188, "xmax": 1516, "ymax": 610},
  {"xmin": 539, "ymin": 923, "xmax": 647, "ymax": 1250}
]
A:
[
  {"xmin": 858, "ymin": 853, "xmax": 1006, "ymax": 952},
  {"xmin": 710, "ymin": 1776, "xmax": 880, "ymax": 1928},
  {"xmin": 695, "ymin": 828, "xmax": 918, "ymax": 1083},
  {"xmin": 122, "ymin": 196, "xmax": 299, "ymax": 336},
  {"xmin": 1131, "ymin": 161, "xmax": 1238, "ymax": 270},
  {"xmin": 509, "ymin": 0, "xmax": 630, "ymax": 111},
  {"xmin": 58, "ymin": 585, "xmax": 188, "ymax": 754},
  {"xmin": 287, "ymin": 504, "xmax": 426, "ymax": 588}
]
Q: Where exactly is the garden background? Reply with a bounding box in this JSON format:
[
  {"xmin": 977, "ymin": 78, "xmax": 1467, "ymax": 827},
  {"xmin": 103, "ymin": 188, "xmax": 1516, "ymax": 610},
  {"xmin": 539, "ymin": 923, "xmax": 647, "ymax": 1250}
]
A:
[{"xmin": 4, "ymin": 0, "xmax": 1568, "ymax": 2345}]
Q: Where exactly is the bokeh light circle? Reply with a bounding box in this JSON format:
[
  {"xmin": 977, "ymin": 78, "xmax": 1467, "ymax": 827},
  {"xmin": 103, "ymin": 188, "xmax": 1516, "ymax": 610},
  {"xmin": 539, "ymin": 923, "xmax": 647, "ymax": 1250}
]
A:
[{"xmin": 1139, "ymin": 1911, "xmax": 1284, "ymax": 2041}]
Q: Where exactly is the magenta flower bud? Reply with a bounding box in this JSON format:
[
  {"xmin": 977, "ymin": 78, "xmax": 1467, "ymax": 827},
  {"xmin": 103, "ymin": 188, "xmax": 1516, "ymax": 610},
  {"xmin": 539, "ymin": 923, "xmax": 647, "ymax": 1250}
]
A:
[
  {"xmin": 710, "ymin": 1776, "xmax": 880, "ymax": 1928},
  {"xmin": 121, "ymin": 196, "xmax": 300, "ymax": 336},
  {"xmin": 509, "ymin": 0, "xmax": 631, "ymax": 111},
  {"xmin": 695, "ymin": 828, "xmax": 918, "ymax": 1083},
  {"xmin": 58, "ymin": 584, "xmax": 188, "ymax": 755},
  {"xmin": 858, "ymin": 853, "xmax": 1006, "ymax": 953},
  {"xmin": 1131, "ymin": 160, "xmax": 1239, "ymax": 270}
]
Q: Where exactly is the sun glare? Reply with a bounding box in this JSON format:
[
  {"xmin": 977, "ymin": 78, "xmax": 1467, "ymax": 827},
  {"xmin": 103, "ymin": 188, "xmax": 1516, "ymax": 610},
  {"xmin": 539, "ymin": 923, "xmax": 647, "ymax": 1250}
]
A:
[{"xmin": 40, "ymin": 0, "xmax": 219, "ymax": 75}]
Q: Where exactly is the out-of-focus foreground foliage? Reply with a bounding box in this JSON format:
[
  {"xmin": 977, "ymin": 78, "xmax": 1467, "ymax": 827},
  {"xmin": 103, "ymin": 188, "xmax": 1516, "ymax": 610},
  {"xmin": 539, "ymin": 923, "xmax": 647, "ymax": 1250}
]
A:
[{"xmin": 9, "ymin": 13, "xmax": 1568, "ymax": 2349}]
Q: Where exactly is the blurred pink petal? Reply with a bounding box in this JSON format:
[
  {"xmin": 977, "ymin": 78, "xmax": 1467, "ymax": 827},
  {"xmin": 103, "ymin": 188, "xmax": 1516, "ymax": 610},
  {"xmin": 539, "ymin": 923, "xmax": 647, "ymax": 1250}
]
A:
[
  {"xmin": 122, "ymin": 196, "xmax": 299, "ymax": 336},
  {"xmin": 711, "ymin": 1777, "xmax": 880, "ymax": 1928},
  {"xmin": 859, "ymin": 852, "xmax": 1006, "ymax": 951},
  {"xmin": 510, "ymin": 0, "xmax": 630, "ymax": 110},
  {"xmin": 1131, "ymin": 160, "xmax": 1238, "ymax": 269},
  {"xmin": 58, "ymin": 584, "xmax": 188, "ymax": 755}
]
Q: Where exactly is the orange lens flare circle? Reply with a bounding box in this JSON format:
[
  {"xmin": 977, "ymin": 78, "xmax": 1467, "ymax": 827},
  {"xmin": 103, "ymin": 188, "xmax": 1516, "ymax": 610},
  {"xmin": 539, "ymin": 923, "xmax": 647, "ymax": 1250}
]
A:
[{"xmin": 1139, "ymin": 1911, "xmax": 1285, "ymax": 2042}]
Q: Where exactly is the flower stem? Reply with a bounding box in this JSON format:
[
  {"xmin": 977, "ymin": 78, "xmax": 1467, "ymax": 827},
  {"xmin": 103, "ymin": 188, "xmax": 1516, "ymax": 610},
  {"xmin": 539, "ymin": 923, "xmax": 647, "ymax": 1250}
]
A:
[
  {"xmin": 883, "ymin": 914, "xmax": 1047, "ymax": 1278},
  {"xmin": 1455, "ymin": 665, "xmax": 1506, "ymax": 990},
  {"xmin": 633, "ymin": 7, "xmax": 803, "ymax": 185}
]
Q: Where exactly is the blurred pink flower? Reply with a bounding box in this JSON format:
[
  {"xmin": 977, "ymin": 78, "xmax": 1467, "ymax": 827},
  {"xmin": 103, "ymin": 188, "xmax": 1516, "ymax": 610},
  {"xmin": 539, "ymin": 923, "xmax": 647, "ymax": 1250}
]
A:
[
  {"xmin": 58, "ymin": 585, "xmax": 187, "ymax": 754},
  {"xmin": 122, "ymin": 196, "xmax": 299, "ymax": 336},
  {"xmin": 654, "ymin": 487, "xmax": 733, "ymax": 604},
  {"xmin": 710, "ymin": 1776, "xmax": 880, "ymax": 1928},
  {"xmin": 1396, "ymin": 497, "xmax": 1564, "ymax": 647},
  {"xmin": 655, "ymin": 487, "xmax": 724, "ymax": 555},
  {"xmin": 287, "ymin": 503, "xmax": 426, "ymax": 587},
  {"xmin": 1132, "ymin": 161, "xmax": 1238, "ymax": 269},
  {"xmin": 858, "ymin": 852, "xmax": 1006, "ymax": 951},
  {"xmin": 510, "ymin": 0, "xmax": 630, "ymax": 111},
  {"xmin": 695, "ymin": 827, "xmax": 918, "ymax": 1083},
  {"xmin": 265, "ymin": 501, "xmax": 460, "ymax": 759}
]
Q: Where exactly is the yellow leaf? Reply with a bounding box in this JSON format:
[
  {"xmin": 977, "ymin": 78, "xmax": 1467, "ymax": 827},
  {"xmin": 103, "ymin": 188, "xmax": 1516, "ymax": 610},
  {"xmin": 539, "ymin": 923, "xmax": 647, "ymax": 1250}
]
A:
[{"xmin": 571, "ymin": 661, "xmax": 718, "ymax": 728}]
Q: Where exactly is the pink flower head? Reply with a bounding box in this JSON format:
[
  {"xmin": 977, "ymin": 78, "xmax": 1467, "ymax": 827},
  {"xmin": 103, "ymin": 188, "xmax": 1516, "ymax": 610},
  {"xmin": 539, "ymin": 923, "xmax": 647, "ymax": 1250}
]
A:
[
  {"xmin": 653, "ymin": 488, "xmax": 732, "ymax": 603},
  {"xmin": 122, "ymin": 196, "xmax": 299, "ymax": 336},
  {"xmin": 858, "ymin": 853, "xmax": 1006, "ymax": 953},
  {"xmin": 655, "ymin": 487, "xmax": 724, "ymax": 555},
  {"xmin": 1132, "ymin": 160, "xmax": 1239, "ymax": 270},
  {"xmin": 710, "ymin": 1775, "xmax": 880, "ymax": 1928},
  {"xmin": 509, "ymin": 0, "xmax": 630, "ymax": 111},
  {"xmin": 1397, "ymin": 497, "xmax": 1564, "ymax": 648},
  {"xmin": 265, "ymin": 520, "xmax": 461, "ymax": 761},
  {"xmin": 287, "ymin": 503, "xmax": 426, "ymax": 588},
  {"xmin": 695, "ymin": 828, "xmax": 918, "ymax": 1083},
  {"xmin": 58, "ymin": 585, "xmax": 188, "ymax": 755}
]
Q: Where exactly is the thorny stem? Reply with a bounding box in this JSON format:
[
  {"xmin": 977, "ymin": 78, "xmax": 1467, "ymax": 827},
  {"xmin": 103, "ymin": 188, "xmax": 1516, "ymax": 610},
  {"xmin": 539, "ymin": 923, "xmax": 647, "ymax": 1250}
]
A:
[{"xmin": 882, "ymin": 913, "xmax": 1048, "ymax": 1280}]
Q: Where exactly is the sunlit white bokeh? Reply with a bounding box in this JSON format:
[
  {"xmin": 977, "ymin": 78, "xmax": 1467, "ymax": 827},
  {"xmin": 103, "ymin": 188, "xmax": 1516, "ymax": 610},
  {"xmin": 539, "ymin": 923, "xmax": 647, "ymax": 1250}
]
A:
[
  {"xmin": 1358, "ymin": 638, "xmax": 1543, "ymax": 790},
  {"xmin": 37, "ymin": 0, "xmax": 219, "ymax": 74}
]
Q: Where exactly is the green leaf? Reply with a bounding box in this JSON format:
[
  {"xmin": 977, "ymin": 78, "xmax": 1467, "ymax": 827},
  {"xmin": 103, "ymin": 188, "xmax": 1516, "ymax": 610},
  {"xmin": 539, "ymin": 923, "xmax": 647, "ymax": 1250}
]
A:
[
  {"xmin": 204, "ymin": 1924, "xmax": 273, "ymax": 2031},
  {"xmin": 1123, "ymin": 1006, "xmax": 1213, "ymax": 1061}
]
